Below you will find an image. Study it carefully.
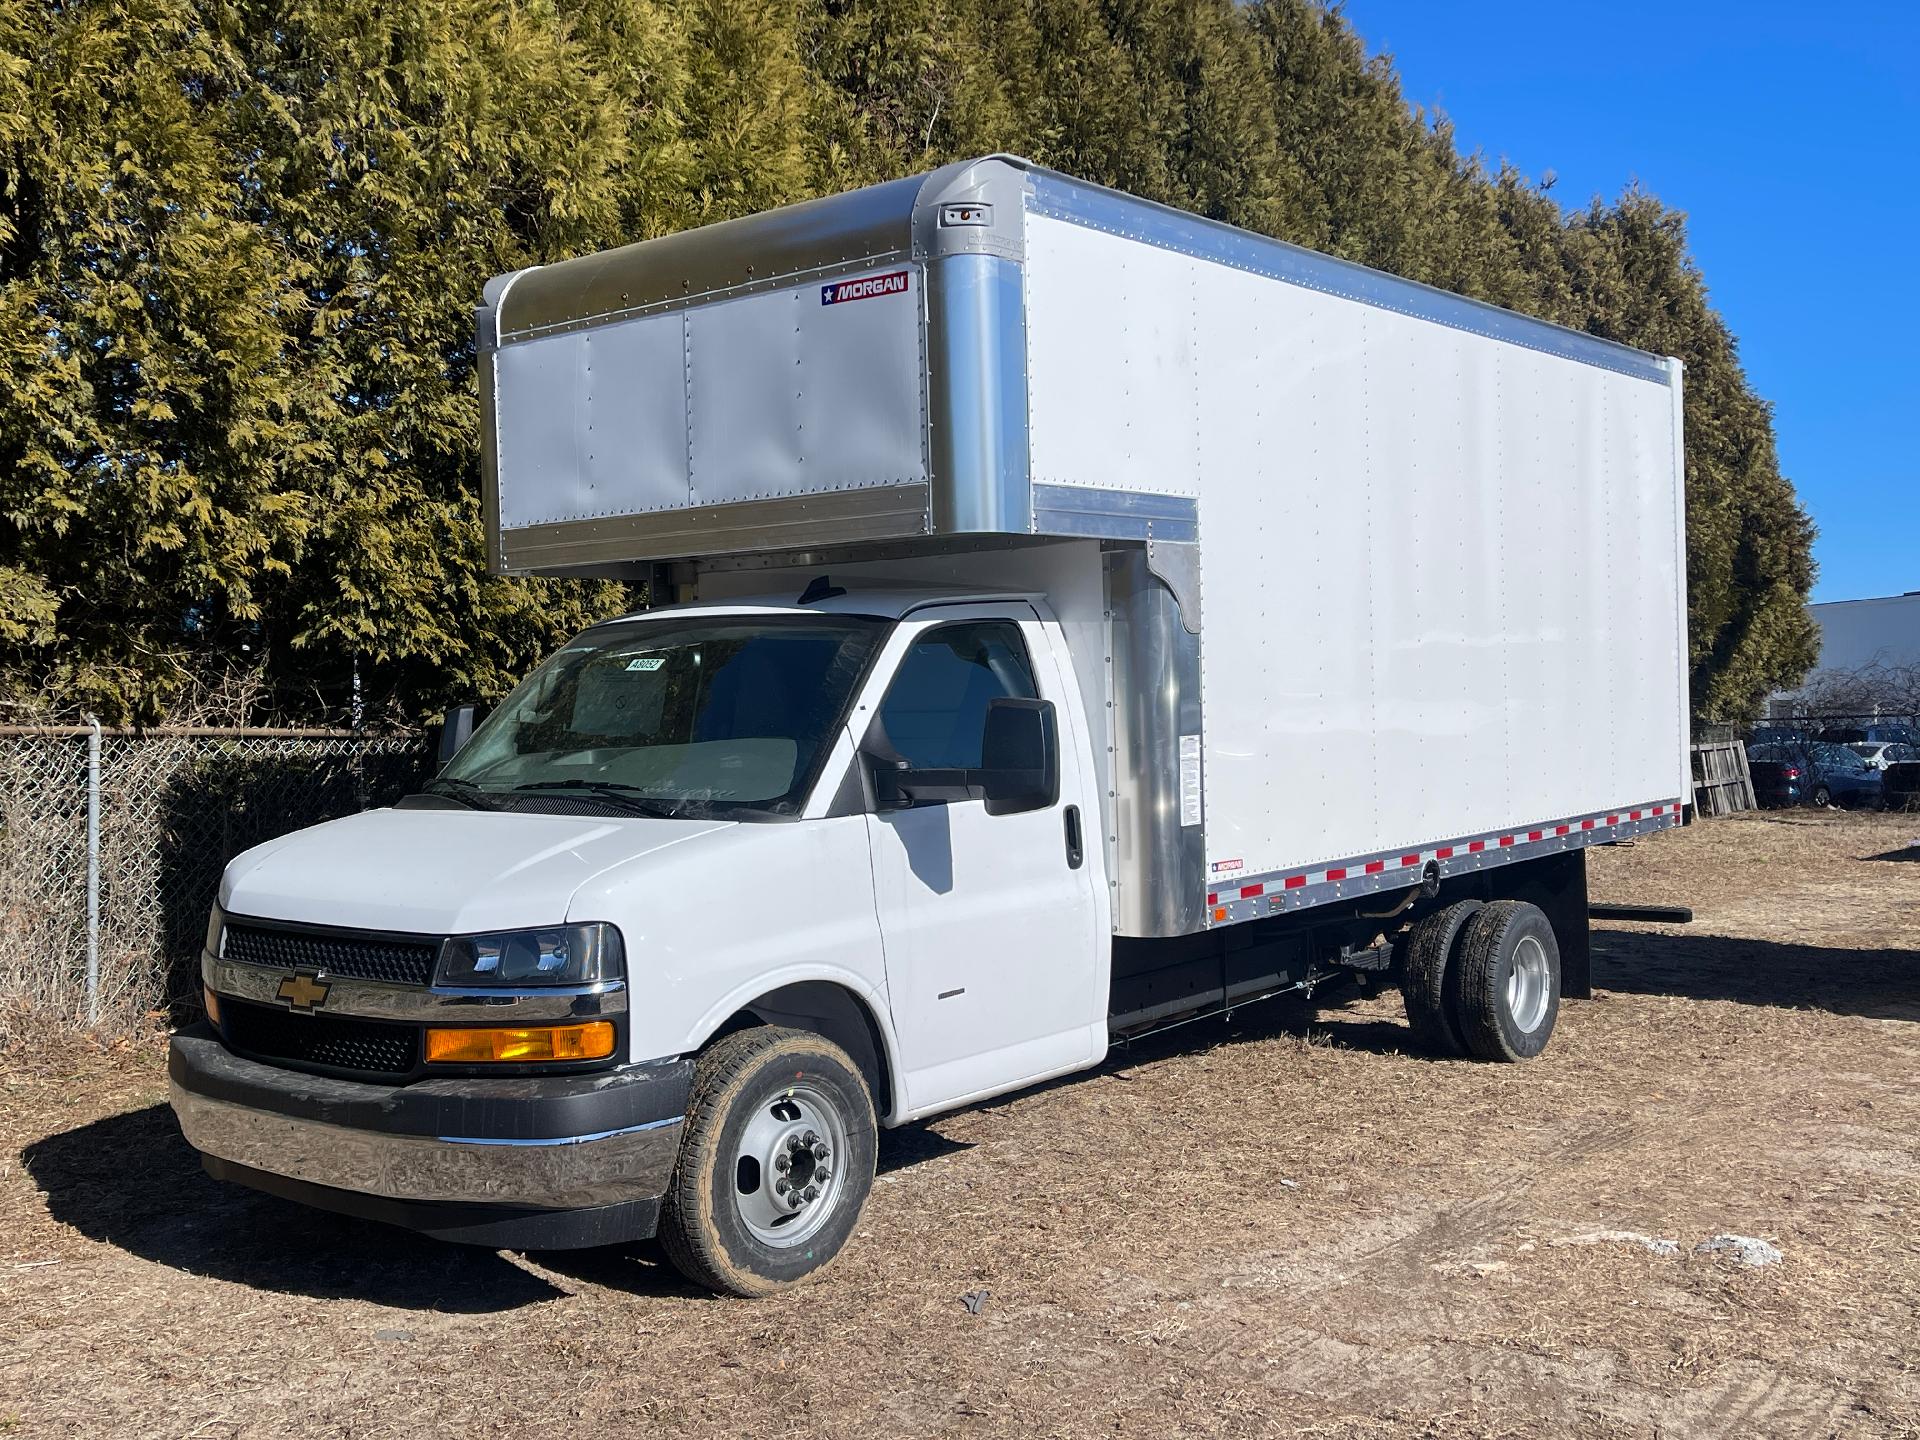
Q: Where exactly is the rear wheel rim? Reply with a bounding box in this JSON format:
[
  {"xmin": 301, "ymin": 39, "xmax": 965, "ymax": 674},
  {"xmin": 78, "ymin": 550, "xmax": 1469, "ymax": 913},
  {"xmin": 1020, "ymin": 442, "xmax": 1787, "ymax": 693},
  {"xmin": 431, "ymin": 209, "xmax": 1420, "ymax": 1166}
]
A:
[
  {"xmin": 731, "ymin": 1081, "xmax": 851, "ymax": 1248},
  {"xmin": 1506, "ymin": 936, "xmax": 1551, "ymax": 1034}
]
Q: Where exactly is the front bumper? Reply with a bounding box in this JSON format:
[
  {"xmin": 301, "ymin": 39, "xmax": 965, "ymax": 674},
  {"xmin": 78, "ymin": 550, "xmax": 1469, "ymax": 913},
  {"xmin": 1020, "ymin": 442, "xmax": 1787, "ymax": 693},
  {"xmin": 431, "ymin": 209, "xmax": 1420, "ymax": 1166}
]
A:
[{"xmin": 169, "ymin": 1025, "xmax": 692, "ymax": 1248}]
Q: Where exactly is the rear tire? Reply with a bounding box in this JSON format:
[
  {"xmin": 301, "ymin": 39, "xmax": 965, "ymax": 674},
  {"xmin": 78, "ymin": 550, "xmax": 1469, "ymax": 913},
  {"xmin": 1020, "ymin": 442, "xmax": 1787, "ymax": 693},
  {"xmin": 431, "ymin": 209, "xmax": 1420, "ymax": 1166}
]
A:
[
  {"xmin": 1454, "ymin": 900, "xmax": 1561, "ymax": 1062},
  {"xmin": 1398, "ymin": 900, "xmax": 1482, "ymax": 1056},
  {"xmin": 658, "ymin": 1026, "xmax": 877, "ymax": 1297}
]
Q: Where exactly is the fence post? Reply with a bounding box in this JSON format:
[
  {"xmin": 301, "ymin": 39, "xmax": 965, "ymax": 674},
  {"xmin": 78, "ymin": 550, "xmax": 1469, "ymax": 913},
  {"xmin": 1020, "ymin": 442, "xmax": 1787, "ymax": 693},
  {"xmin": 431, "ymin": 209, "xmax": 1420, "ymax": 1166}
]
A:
[{"xmin": 85, "ymin": 715, "xmax": 102, "ymax": 1027}]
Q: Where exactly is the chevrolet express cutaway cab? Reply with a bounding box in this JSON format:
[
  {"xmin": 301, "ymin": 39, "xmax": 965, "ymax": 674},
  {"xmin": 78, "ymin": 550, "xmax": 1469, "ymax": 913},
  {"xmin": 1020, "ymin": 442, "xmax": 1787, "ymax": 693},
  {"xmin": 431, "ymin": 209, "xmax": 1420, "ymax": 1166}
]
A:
[{"xmin": 174, "ymin": 586, "xmax": 1124, "ymax": 1295}]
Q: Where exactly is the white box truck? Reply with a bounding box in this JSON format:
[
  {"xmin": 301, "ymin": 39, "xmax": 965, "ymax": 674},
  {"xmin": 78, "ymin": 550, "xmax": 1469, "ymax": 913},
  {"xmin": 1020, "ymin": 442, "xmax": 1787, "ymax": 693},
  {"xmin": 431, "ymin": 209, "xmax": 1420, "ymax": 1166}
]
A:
[{"xmin": 170, "ymin": 156, "xmax": 1690, "ymax": 1295}]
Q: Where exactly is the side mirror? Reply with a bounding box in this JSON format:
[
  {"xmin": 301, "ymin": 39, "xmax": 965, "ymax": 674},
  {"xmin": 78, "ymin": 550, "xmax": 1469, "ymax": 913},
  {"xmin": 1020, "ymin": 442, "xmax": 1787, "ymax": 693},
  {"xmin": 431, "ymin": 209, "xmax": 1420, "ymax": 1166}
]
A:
[
  {"xmin": 436, "ymin": 704, "xmax": 478, "ymax": 771},
  {"xmin": 979, "ymin": 698, "xmax": 1059, "ymax": 817}
]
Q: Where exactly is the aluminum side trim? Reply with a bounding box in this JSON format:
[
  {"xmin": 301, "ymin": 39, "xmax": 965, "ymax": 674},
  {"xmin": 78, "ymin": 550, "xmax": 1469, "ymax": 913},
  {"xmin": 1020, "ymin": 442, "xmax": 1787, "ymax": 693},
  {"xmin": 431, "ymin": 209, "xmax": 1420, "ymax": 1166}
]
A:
[
  {"xmin": 1205, "ymin": 802, "xmax": 1684, "ymax": 926},
  {"xmin": 499, "ymin": 483, "xmax": 933, "ymax": 570},
  {"xmin": 1034, "ymin": 485, "xmax": 1200, "ymax": 544}
]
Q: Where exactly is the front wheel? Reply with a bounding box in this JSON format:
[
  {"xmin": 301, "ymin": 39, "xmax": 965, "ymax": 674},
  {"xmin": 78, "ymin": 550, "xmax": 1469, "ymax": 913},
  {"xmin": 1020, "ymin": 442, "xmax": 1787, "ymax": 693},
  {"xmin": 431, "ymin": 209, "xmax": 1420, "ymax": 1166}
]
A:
[
  {"xmin": 1811, "ymin": 784, "xmax": 1832, "ymax": 808},
  {"xmin": 658, "ymin": 1026, "xmax": 878, "ymax": 1296}
]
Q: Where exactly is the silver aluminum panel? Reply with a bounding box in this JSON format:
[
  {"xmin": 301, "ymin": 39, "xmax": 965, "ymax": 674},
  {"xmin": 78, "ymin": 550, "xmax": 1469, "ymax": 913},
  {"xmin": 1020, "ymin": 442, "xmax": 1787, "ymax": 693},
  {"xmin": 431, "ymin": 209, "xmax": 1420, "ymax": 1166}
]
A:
[
  {"xmin": 1107, "ymin": 548, "xmax": 1207, "ymax": 937},
  {"xmin": 1033, "ymin": 485, "xmax": 1199, "ymax": 544},
  {"xmin": 926, "ymin": 253, "xmax": 1030, "ymax": 534},
  {"xmin": 493, "ymin": 312, "xmax": 689, "ymax": 530}
]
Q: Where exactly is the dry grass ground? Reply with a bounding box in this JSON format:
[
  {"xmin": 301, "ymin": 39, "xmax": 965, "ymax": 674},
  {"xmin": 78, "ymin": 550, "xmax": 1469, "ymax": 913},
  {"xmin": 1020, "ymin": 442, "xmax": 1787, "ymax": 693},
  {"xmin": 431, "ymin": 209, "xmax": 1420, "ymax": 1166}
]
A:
[{"xmin": 3, "ymin": 810, "xmax": 1917, "ymax": 1438}]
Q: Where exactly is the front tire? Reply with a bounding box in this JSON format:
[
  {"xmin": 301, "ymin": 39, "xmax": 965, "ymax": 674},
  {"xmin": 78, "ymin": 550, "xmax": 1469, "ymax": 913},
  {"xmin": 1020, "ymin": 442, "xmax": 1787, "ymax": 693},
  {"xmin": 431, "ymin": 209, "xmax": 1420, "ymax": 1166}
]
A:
[
  {"xmin": 1811, "ymin": 784, "xmax": 1832, "ymax": 808},
  {"xmin": 1454, "ymin": 900, "xmax": 1561, "ymax": 1062},
  {"xmin": 658, "ymin": 1026, "xmax": 877, "ymax": 1297}
]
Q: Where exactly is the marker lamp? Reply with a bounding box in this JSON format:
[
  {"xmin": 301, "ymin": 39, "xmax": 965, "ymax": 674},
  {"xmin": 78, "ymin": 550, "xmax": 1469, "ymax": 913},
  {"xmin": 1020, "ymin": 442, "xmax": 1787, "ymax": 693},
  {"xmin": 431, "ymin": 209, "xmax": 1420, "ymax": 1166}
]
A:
[
  {"xmin": 435, "ymin": 923, "xmax": 625, "ymax": 987},
  {"xmin": 204, "ymin": 902, "xmax": 226, "ymax": 958},
  {"xmin": 425, "ymin": 1021, "xmax": 617, "ymax": 1065}
]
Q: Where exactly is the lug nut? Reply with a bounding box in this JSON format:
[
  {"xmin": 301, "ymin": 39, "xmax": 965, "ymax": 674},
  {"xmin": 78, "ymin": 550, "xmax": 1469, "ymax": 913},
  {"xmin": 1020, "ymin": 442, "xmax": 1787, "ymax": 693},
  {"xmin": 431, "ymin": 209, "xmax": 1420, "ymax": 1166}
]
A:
[
  {"xmin": 774, "ymin": 1153, "xmax": 791, "ymax": 1173},
  {"xmin": 788, "ymin": 1191, "xmax": 804, "ymax": 1209},
  {"xmin": 804, "ymin": 1184, "xmax": 819, "ymax": 1202},
  {"xmin": 814, "ymin": 1166, "xmax": 831, "ymax": 1182},
  {"xmin": 774, "ymin": 1177, "xmax": 788, "ymax": 1194},
  {"xmin": 812, "ymin": 1142, "xmax": 829, "ymax": 1160},
  {"xmin": 787, "ymin": 1134, "xmax": 804, "ymax": 1152},
  {"xmin": 802, "ymin": 1130, "xmax": 819, "ymax": 1147}
]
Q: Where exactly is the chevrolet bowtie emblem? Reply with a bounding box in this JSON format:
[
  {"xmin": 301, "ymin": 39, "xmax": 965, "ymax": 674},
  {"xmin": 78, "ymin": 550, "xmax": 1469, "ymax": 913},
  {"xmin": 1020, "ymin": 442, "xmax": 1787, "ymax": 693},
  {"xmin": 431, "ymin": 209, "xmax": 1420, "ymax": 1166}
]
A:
[{"xmin": 276, "ymin": 973, "xmax": 331, "ymax": 1012}]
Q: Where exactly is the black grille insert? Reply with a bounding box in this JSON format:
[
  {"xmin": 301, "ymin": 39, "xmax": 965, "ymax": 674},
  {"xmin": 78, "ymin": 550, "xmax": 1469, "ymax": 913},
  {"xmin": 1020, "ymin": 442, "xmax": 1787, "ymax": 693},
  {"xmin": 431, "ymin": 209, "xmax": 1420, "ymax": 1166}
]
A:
[
  {"xmin": 224, "ymin": 922, "xmax": 439, "ymax": 987},
  {"xmin": 223, "ymin": 998, "xmax": 419, "ymax": 1079}
]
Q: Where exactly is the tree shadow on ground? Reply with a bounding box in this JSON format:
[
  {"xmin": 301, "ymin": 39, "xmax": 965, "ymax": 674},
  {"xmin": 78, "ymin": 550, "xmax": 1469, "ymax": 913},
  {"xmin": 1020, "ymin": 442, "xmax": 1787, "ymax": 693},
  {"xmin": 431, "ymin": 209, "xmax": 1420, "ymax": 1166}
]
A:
[
  {"xmin": 21, "ymin": 1103, "xmax": 568, "ymax": 1311},
  {"xmin": 1590, "ymin": 929, "xmax": 1920, "ymax": 1021},
  {"xmin": 1865, "ymin": 844, "xmax": 1920, "ymax": 863}
]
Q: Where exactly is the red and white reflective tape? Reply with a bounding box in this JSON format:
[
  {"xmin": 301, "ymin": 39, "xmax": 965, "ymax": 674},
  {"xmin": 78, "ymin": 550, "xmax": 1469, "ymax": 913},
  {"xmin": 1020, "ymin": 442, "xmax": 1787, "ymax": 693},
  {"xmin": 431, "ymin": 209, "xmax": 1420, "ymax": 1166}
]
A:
[{"xmin": 1204, "ymin": 800, "xmax": 1683, "ymax": 926}]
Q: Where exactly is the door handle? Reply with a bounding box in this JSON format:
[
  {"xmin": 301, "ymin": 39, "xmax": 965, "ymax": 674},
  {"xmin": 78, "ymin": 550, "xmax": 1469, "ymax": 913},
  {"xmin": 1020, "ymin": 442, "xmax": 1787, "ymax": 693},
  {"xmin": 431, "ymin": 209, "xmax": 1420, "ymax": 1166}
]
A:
[{"xmin": 1063, "ymin": 804, "xmax": 1084, "ymax": 869}]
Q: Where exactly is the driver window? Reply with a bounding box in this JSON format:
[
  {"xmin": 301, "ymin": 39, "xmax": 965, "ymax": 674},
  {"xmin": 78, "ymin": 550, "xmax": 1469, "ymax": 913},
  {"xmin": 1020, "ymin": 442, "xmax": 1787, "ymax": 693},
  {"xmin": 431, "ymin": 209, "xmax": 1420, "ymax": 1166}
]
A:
[{"xmin": 878, "ymin": 621, "xmax": 1038, "ymax": 770}]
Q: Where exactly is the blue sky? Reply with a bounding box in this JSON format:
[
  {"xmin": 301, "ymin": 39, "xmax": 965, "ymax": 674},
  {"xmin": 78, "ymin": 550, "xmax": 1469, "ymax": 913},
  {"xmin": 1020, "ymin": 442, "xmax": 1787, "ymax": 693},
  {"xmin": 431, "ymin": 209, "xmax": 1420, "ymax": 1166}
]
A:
[{"xmin": 1344, "ymin": 1, "xmax": 1918, "ymax": 603}]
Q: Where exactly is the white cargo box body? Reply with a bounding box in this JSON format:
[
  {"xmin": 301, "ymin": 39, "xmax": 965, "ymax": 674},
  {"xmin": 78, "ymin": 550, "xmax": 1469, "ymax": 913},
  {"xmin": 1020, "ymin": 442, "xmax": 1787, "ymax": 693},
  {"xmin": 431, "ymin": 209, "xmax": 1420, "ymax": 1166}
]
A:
[{"xmin": 481, "ymin": 155, "xmax": 1688, "ymax": 937}]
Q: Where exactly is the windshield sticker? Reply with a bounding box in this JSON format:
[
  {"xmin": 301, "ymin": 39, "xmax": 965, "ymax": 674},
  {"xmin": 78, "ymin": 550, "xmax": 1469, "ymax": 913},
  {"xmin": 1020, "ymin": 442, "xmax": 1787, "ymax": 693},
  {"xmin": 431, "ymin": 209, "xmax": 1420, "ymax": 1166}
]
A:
[{"xmin": 625, "ymin": 657, "xmax": 666, "ymax": 672}]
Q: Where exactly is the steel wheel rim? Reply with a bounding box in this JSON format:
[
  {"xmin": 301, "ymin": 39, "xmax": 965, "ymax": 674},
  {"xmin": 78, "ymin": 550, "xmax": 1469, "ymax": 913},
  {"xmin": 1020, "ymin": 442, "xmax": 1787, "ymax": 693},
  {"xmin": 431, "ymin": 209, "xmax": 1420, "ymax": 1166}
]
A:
[
  {"xmin": 1506, "ymin": 936, "xmax": 1551, "ymax": 1034},
  {"xmin": 732, "ymin": 1081, "xmax": 850, "ymax": 1248}
]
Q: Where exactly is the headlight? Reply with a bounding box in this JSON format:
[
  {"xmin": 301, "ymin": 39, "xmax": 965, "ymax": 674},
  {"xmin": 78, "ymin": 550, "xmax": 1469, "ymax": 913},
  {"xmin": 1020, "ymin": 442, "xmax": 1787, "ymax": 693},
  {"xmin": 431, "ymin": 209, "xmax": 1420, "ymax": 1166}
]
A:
[
  {"xmin": 435, "ymin": 923, "xmax": 625, "ymax": 988},
  {"xmin": 204, "ymin": 902, "xmax": 226, "ymax": 958}
]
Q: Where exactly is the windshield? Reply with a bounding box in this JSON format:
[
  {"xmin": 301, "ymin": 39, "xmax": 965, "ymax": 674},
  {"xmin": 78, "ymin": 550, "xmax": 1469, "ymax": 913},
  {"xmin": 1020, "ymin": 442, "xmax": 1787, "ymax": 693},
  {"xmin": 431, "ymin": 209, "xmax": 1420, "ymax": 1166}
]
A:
[{"xmin": 434, "ymin": 613, "xmax": 889, "ymax": 819}]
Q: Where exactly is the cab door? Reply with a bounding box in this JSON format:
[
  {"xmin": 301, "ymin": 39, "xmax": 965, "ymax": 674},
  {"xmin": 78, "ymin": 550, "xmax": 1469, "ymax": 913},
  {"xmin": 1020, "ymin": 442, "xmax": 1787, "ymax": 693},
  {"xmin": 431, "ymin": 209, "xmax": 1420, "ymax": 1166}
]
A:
[{"xmin": 857, "ymin": 603, "xmax": 1106, "ymax": 1116}]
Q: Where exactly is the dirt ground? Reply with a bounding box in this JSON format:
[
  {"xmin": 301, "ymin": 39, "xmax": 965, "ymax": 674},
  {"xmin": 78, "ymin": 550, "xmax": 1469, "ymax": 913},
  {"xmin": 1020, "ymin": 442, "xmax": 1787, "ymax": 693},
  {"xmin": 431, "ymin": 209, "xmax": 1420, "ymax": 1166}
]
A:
[{"xmin": 4, "ymin": 810, "xmax": 1918, "ymax": 1439}]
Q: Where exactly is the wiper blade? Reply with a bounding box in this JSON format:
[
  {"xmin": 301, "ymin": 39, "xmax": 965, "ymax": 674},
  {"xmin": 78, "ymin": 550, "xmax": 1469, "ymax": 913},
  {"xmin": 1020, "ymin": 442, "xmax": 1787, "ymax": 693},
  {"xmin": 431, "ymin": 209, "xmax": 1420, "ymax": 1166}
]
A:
[
  {"xmin": 420, "ymin": 776, "xmax": 503, "ymax": 811},
  {"xmin": 509, "ymin": 780, "xmax": 683, "ymax": 818}
]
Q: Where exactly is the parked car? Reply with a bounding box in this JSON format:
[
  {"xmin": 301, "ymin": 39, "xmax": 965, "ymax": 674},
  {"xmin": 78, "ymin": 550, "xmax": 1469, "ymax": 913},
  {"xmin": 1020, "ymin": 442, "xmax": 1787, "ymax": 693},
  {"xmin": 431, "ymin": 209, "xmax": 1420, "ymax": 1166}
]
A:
[
  {"xmin": 1848, "ymin": 741, "xmax": 1920, "ymax": 772},
  {"xmin": 1816, "ymin": 723, "xmax": 1919, "ymax": 747},
  {"xmin": 1748, "ymin": 742, "xmax": 1884, "ymax": 809},
  {"xmin": 1885, "ymin": 761, "xmax": 1920, "ymax": 811}
]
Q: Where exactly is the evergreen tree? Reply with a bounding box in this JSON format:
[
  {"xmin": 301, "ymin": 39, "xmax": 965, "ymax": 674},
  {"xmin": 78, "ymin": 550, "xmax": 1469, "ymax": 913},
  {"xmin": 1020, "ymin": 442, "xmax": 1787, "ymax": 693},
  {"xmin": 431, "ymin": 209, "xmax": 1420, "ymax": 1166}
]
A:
[{"xmin": 0, "ymin": 0, "xmax": 1818, "ymax": 723}]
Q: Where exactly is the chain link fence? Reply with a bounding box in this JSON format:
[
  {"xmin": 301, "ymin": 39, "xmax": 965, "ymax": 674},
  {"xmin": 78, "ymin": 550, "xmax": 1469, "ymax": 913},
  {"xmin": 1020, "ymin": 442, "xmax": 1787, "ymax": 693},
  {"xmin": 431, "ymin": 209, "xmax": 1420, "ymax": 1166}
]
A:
[{"xmin": 0, "ymin": 727, "xmax": 430, "ymax": 1043}]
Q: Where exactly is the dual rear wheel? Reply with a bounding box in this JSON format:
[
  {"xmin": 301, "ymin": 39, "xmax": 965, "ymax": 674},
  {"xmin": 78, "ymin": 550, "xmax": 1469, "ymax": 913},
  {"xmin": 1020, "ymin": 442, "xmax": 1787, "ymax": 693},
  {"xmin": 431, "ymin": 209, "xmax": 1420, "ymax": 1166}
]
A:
[{"xmin": 1398, "ymin": 898, "xmax": 1561, "ymax": 1061}]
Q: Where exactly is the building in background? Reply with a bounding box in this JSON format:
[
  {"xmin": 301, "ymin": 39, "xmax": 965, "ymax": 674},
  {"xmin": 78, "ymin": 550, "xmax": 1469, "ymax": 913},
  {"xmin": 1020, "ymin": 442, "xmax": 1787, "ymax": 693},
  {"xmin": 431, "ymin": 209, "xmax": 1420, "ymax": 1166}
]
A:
[
  {"xmin": 1807, "ymin": 593, "xmax": 1920, "ymax": 671},
  {"xmin": 1770, "ymin": 591, "xmax": 1920, "ymax": 719}
]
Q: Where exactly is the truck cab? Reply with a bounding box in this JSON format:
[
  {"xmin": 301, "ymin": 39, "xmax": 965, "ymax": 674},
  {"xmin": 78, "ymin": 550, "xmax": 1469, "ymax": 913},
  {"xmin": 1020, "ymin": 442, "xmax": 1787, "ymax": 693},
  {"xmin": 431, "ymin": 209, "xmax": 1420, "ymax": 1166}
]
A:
[{"xmin": 172, "ymin": 584, "xmax": 1115, "ymax": 1292}]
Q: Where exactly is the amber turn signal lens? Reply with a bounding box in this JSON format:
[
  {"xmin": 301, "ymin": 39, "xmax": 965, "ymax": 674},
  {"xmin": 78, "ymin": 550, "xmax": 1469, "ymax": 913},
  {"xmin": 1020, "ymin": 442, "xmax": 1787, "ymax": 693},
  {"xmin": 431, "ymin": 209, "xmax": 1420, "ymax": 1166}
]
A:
[
  {"xmin": 424, "ymin": 1021, "xmax": 616, "ymax": 1065},
  {"xmin": 203, "ymin": 986, "xmax": 222, "ymax": 1026}
]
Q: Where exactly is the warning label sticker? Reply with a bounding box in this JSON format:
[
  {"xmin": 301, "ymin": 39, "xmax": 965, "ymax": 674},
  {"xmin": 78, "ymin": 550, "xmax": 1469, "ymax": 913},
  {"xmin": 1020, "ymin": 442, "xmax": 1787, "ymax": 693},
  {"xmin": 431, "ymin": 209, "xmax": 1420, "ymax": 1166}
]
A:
[
  {"xmin": 1179, "ymin": 734, "xmax": 1203, "ymax": 828},
  {"xmin": 820, "ymin": 270, "xmax": 911, "ymax": 306}
]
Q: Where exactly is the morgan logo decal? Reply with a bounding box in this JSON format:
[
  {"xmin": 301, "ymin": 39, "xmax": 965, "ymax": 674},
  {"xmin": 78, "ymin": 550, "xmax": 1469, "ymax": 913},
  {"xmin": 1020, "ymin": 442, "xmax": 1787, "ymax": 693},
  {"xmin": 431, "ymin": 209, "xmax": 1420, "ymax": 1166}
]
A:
[
  {"xmin": 276, "ymin": 973, "xmax": 331, "ymax": 1012},
  {"xmin": 821, "ymin": 270, "xmax": 910, "ymax": 305}
]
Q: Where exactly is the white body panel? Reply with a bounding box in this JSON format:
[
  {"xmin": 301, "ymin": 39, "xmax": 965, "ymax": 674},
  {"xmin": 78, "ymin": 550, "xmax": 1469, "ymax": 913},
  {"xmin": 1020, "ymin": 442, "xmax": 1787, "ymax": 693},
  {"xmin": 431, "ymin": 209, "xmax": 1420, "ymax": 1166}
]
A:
[
  {"xmin": 853, "ymin": 602, "xmax": 1106, "ymax": 1114},
  {"xmin": 1023, "ymin": 212, "xmax": 1690, "ymax": 884}
]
